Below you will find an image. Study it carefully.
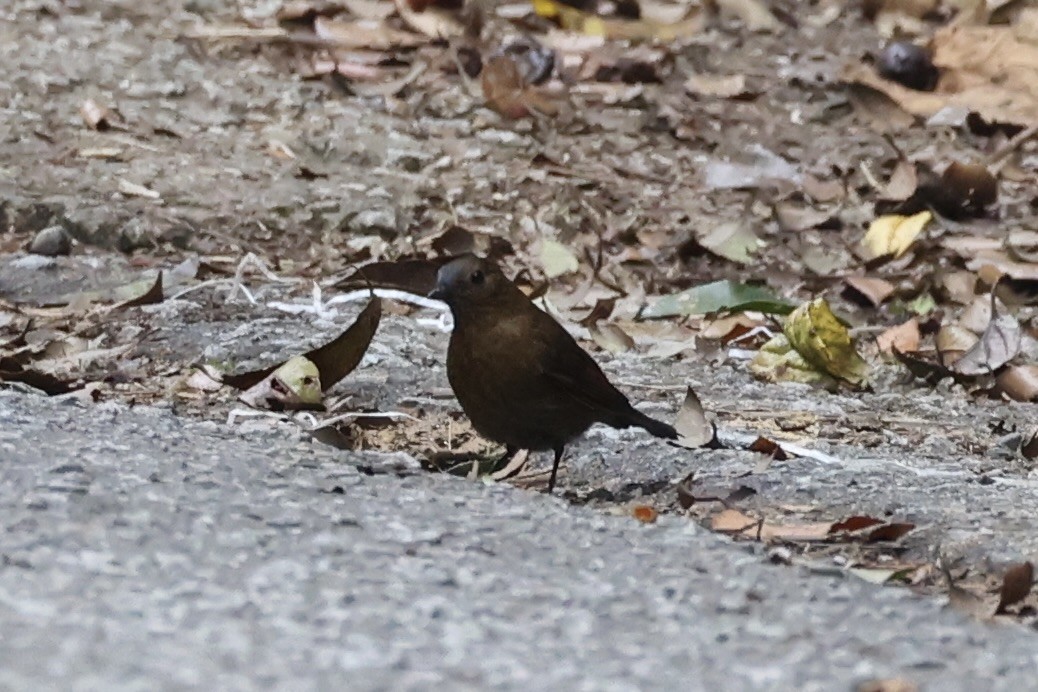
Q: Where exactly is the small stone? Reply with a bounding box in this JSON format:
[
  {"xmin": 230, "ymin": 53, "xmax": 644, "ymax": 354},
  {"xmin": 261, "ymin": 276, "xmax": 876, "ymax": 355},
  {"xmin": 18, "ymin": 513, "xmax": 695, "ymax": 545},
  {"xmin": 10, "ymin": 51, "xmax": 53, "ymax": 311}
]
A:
[
  {"xmin": 116, "ymin": 218, "xmax": 155, "ymax": 253},
  {"xmin": 28, "ymin": 225, "xmax": 71, "ymax": 256}
]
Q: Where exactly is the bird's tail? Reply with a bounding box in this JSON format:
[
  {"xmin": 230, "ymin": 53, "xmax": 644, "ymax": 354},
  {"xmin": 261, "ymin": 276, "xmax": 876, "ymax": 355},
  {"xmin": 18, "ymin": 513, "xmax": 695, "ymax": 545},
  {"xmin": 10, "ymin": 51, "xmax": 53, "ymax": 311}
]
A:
[{"xmin": 631, "ymin": 411, "xmax": 678, "ymax": 440}]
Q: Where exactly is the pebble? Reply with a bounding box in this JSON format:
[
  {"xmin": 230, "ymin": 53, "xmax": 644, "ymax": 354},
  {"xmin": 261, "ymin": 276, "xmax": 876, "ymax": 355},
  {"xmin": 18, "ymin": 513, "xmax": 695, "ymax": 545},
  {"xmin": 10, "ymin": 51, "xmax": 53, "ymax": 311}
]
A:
[{"xmin": 29, "ymin": 225, "xmax": 71, "ymax": 256}]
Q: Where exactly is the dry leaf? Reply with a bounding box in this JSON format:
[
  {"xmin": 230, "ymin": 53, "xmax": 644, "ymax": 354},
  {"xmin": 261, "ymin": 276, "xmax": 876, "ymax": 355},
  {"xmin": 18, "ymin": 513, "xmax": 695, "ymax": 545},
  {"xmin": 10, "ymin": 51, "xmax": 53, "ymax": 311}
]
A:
[
  {"xmin": 711, "ymin": 508, "xmax": 759, "ymax": 533},
  {"xmin": 632, "ymin": 505, "xmax": 659, "ymax": 523},
  {"xmin": 674, "ymin": 386, "xmax": 716, "ymax": 448},
  {"xmin": 829, "ymin": 516, "xmax": 885, "ymax": 534},
  {"xmin": 877, "ymin": 318, "xmax": 921, "ymax": 354},
  {"xmin": 844, "ymin": 23, "xmax": 1038, "ymax": 127},
  {"xmin": 748, "ymin": 436, "xmax": 787, "ymax": 460},
  {"xmin": 950, "ymin": 294, "xmax": 1021, "ymax": 375},
  {"xmin": 783, "ymin": 298, "xmax": 869, "ymax": 387},
  {"xmin": 696, "ymin": 221, "xmax": 763, "ymax": 264},
  {"xmin": 863, "ymin": 211, "xmax": 931, "ymax": 259},
  {"xmin": 843, "ymin": 276, "xmax": 896, "ymax": 307},
  {"xmin": 588, "ymin": 322, "xmax": 635, "ymax": 354},
  {"xmin": 239, "ymin": 355, "xmax": 324, "ymax": 411},
  {"xmin": 337, "ymin": 258, "xmax": 447, "ymax": 296},
  {"xmin": 866, "ymin": 522, "xmax": 915, "ymax": 542},
  {"xmin": 996, "ymin": 365, "xmax": 1038, "ymax": 402},
  {"xmin": 684, "ymin": 73, "xmax": 749, "ymax": 99},
  {"xmin": 225, "ymin": 298, "xmax": 382, "ymax": 391},
  {"xmin": 879, "ymin": 159, "xmax": 918, "ymax": 201}
]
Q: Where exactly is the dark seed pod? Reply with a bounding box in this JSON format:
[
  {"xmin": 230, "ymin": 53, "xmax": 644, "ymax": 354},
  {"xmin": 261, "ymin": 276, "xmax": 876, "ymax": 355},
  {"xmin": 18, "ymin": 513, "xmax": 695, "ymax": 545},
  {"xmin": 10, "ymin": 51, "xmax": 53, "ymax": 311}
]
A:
[{"xmin": 877, "ymin": 41, "xmax": 938, "ymax": 92}]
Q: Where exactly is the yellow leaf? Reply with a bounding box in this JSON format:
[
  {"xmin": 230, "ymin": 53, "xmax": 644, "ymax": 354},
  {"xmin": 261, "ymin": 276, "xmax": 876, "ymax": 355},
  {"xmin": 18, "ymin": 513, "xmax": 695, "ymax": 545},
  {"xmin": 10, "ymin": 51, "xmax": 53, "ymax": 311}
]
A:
[
  {"xmin": 862, "ymin": 211, "xmax": 931, "ymax": 259},
  {"xmin": 783, "ymin": 298, "xmax": 869, "ymax": 387}
]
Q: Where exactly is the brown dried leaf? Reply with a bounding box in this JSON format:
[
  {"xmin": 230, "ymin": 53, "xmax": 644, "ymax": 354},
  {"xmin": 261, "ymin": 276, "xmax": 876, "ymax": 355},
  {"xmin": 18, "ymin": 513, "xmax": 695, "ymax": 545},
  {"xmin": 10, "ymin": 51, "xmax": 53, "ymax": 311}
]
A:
[
  {"xmin": 877, "ymin": 318, "xmax": 920, "ymax": 355},
  {"xmin": 879, "ymin": 159, "xmax": 918, "ymax": 201},
  {"xmin": 829, "ymin": 515, "xmax": 885, "ymax": 534},
  {"xmin": 748, "ymin": 436, "xmax": 787, "ymax": 460},
  {"xmin": 866, "ymin": 522, "xmax": 915, "ymax": 542},
  {"xmin": 336, "ymin": 258, "xmax": 447, "ymax": 296},
  {"xmin": 631, "ymin": 505, "xmax": 659, "ymax": 523},
  {"xmin": 481, "ymin": 55, "xmax": 558, "ymax": 119},
  {"xmin": 843, "ymin": 276, "xmax": 896, "ymax": 307},
  {"xmin": 711, "ymin": 508, "xmax": 759, "ymax": 533},
  {"xmin": 996, "ymin": 365, "xmax": 1038, "ymax": 402},
  {"xmin": 225, "ymin": 298, "xmax": 382, "ymax": 391}
]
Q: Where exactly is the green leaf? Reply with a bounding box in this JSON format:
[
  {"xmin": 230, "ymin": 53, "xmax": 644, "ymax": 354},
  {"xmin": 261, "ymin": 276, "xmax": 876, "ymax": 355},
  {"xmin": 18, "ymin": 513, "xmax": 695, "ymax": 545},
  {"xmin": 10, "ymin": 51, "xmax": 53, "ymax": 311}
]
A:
[{"xmin": 644, "ymin": 280, "xmax": 793, "ymax": 319}]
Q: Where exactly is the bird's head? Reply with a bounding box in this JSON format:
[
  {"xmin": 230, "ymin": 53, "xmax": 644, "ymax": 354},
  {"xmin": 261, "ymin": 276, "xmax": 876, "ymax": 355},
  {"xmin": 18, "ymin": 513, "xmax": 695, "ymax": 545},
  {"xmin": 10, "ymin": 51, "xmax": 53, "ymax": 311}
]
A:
[{"xmin": 429, "ymin": 254, "xmax": 506, "ymax": 310}]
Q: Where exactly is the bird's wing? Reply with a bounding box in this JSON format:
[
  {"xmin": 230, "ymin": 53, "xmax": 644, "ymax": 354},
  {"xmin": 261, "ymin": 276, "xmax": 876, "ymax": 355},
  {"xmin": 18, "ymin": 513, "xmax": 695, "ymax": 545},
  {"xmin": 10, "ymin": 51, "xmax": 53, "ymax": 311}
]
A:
[{"xmin": 532, "ymin": 310, "xmax": 635, "ymax": 419}]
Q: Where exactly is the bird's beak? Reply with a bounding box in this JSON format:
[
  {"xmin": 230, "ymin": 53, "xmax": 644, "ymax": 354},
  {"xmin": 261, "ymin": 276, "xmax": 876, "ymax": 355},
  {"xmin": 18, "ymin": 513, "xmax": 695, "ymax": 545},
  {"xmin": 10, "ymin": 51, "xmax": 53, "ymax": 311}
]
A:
[{"xmin": 428, "ymin": 287, "xmax": 446, "ymax": 301}]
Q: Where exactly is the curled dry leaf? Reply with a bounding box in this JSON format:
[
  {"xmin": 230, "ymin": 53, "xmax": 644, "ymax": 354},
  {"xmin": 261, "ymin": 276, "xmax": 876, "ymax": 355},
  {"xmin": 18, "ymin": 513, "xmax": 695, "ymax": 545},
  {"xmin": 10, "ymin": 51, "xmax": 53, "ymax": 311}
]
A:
[
  {"xmin": 829, "ymin": 516, "xmax": 885, "ymax": 534},
  {"xmin": 748, "ymin": 436, "xmax": 787, "ymax": 460},
  {"xmin": 950, "ymin": 294, "xmax": 1021, "ymax": 375},
  {"xmin": 876, "ymin": 318, "xmax": 920, "ymax": 355},
  {"xmin": 113, "ymin": 272, "xmax": 163, "ymax": 310},
  {"xmin": 336, "ymin": 258, "xmax": 447, "ymax": 296},
  {"xmin": 996, "ymin": 365, "xmax": 1038, "ymax": 402},
  {"xmin": 481, "ymin": 55, "xmax": 558, "ymax": 119},
  {"xmin": 995, "ymin": 562, "xmax": 1034, "ymax": 615},
  {"xmin": 239, "ymin": 355, "xmax": 324, "ymax": 411},
  {"xmin": 674, "ymin": 386, "xmax": 717, "ymax": 448},
  {"xmin": 225, "ymin": 298, "xmax": 382, "ymax": 391},
  {"xmin": 783, "ymin": 298, "xmax": 869, "ymax": 387},
  {"xmin": 878, "ymin": 158, "xmax": 918, "ymax": 201},
  {"xmin": 843, "ymin": 276, "xmax": 896, "ymax": 307},
  {"xmin": 865, "ymin": 522, "xmax": 915, "ymax": 542},
  {"xmin": 862, "ymin": 211, "xmax": 930, "ymax": 260}
]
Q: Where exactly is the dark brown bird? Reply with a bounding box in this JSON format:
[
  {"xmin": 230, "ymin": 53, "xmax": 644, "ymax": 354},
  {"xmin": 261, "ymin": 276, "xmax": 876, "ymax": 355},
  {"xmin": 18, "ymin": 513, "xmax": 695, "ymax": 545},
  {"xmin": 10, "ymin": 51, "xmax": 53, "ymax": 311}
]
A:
[{"xmin": 429, "ymin": 254, "xmax": 677, "ymax": 492}]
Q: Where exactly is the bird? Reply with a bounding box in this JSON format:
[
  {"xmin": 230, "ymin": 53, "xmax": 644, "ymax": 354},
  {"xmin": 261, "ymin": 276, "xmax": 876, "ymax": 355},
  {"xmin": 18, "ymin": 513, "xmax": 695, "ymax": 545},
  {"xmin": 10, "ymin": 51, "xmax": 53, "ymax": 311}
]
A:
[{"xmin": 429, "ymin": 253, "xmax": 677, "ymax": 492}]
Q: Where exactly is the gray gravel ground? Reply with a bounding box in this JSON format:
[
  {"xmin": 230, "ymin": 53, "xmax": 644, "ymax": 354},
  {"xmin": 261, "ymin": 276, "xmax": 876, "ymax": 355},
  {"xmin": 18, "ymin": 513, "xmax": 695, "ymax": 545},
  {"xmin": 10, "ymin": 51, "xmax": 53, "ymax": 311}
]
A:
[{"xmin": 2, "ymin": 390, "xmax": 1038, "ymax": 691}]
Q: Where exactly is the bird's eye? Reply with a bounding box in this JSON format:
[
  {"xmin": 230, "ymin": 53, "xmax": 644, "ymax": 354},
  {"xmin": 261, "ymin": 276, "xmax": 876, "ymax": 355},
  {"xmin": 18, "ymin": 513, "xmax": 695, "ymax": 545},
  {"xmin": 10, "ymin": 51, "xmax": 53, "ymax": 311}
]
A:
[{"xmin": 470, "ymin": 270, "xmax": 485, "ymax": 285}]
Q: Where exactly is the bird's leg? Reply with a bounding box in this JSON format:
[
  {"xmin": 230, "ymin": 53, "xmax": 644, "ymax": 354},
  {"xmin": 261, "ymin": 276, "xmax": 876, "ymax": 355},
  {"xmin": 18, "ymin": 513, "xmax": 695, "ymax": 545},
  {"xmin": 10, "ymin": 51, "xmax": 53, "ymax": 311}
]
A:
[{"xmin": 547, "ymin": 446, "xmax": 565, "ymax": 493}]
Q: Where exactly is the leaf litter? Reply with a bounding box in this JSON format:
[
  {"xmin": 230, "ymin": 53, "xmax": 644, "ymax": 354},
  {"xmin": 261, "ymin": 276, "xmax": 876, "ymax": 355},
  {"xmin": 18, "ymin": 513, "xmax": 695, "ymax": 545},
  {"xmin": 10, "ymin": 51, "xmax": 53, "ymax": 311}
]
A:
[{"xmin": 7, "ymin": 0, "xmax": 1038, "ymax": 624}]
